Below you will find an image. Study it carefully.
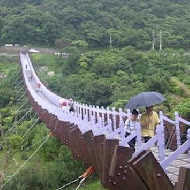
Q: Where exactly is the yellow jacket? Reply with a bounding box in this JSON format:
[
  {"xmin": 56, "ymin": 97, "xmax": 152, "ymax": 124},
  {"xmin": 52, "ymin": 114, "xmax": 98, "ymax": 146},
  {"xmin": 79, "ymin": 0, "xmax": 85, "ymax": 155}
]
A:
[{"xmin": 140, "ymin": 111, "xmax": 160, "ymax": 137}]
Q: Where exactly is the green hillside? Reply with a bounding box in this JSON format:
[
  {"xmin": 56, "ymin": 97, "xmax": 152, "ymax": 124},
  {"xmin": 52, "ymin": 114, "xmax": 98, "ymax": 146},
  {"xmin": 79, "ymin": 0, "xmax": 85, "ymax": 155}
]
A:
[
  {"xmin": 0, "ymin": 0, "xmax": 190, "ymax": 189},
  {"xmin": 0, "ymin": 0, "xmax": 190, "ymax": 50}
]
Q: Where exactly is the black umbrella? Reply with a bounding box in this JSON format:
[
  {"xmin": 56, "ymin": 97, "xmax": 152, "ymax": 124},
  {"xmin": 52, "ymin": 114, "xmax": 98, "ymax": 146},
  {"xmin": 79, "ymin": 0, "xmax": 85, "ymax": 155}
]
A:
[{"xmin": 126, "ymin": 91, "xmax": 166, "ymax": 110}]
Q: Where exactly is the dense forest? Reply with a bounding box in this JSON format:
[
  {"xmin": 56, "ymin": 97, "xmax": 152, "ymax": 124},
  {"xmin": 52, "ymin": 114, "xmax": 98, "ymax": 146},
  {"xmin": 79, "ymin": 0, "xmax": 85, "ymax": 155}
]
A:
[
  {"xmin": 0, "ymin": 0, "xmax": 190, "ymax": 189},
  {"xmin": 0, "ymin": 0, "xmax": 190, "ymax": 50}
]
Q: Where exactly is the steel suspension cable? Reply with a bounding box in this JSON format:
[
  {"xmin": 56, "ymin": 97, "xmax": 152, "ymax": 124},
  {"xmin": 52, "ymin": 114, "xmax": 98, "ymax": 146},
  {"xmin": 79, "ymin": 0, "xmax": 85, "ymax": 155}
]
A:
[
  {"xmin": 56, "ymin": 178, "xmax": 80, "ymax": 190},
  {"xmin": 14, "ymin": 80, "xmax": 23, "ymax": 89},
  {"xmin": 17, "ymin": 108, "xmax": 31, "ymax": 113},
  {"xmin": 17, "ymin": 86, "xmax": 25, "ymax": 93},
  {"xmin": 17, "ymin": 92, "xmax": 26, "ymax": 101},
  {"xmin": 56, "ymin": 166, "xmax": 95, "ymax": 190},
  {"xmin": 24, "ymin": 135, "xmax": 48, "ymax": 151},
  {"xmin": 2, "ymin": 133, "xmax": 52, "ymax": 188},
  {"xmin": 8, "ymin": 108, "xmax": 32, "ymax": 132},
  {"xmin": 22, "ymin": 118, "xmax": 39, "ymax": 138},
  {"xmin": 0, "ymin": 108, "xmax": 34, "ymax": 149},
  {"xmin": 16, "ymin": 99, "xmax": 29, "ymax": 112},
  {"xmin": 11, "ymin": 76, "xmax": 22, "ymax": 86}
]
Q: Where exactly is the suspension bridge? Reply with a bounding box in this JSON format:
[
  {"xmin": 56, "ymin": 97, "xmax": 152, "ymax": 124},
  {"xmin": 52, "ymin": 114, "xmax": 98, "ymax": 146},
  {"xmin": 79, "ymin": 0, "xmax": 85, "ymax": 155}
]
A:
[{"xmin": 5, "ymin": 51, "xmax": 189, "ymax": 189}]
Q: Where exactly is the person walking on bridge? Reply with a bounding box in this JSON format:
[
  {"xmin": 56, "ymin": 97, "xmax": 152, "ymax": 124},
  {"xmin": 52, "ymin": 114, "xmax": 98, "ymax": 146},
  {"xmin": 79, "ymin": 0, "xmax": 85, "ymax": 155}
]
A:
[
  {"xmin": 68, "ymin": 98, "xmax": 74, "ymax": 112},
  {"xmin": 35, "ymin": 82, "xmax": 41, "ymax": 92},
  {"xmin": 140, "ymin": 106, "xmax": 160, "ymax": 143},
  {"xmin": 124, "ymin": 109, "xmax": 139, "ymax": 149},
  {"xmin": 59, "ymin": 98, "xmax": 68, "ymax": 112}
]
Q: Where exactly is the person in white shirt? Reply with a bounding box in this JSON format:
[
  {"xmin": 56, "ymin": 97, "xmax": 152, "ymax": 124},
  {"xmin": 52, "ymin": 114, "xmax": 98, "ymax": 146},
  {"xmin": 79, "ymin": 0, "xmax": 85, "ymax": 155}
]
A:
[{"xmin": 124, "ymin": 109, "xmax": 139, "ymax": 149}]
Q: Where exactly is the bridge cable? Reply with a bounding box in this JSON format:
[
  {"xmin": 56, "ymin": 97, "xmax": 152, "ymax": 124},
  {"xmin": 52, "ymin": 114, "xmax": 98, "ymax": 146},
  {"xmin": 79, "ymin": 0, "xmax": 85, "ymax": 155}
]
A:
[
  {"xmin": 17, "ymin": 92, "xmax": 26, "ymax": 102},
  {"xmin": 22, "ymin": 118, "xmax": 39, "ymax": 138},
  {"xmin": 16, "ymin": 99, "xmax": 29, "ymax": 112},
  {"xmin": 0, "ymin": 108, "xmax": 34, "ymax": 151},
  {"xmin": 0, "ymin": 107, "xmax": 33, "ymax": 148},
  {"xmin": 55, "ymin": 166, "xmax": 95, "ymax": 190},
  {"xmin": 24, "ymin": 135, "xmax": 48, "ymax": 151},
  {"xmin": 11, "ymin": 76, "xmax": 22, "ymax": 86},
  {"xmin": 16, "ymin": 86, "xmax": 25, "ymax": 94},
  {"xmin": 16, "ymin": 107, "xmax": 31, "ymax": 113},
  {"xmin": 8, "ymin": 108, "xmax": 33, "ymax": 132},
  {"xmin": 2, "ymin": 133, "xmax": 52, "ymax": 188},
  {"xmin": 14, "ymin": 80, "xmax": 23, "ymax": 89}
]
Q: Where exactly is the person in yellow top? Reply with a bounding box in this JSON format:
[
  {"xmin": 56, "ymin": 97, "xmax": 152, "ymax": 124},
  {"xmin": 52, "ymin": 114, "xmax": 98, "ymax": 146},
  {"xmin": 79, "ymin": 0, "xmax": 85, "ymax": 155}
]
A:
[{"xmin": 140, "ymin": 106, "xmax": 160, "ymax": 143}]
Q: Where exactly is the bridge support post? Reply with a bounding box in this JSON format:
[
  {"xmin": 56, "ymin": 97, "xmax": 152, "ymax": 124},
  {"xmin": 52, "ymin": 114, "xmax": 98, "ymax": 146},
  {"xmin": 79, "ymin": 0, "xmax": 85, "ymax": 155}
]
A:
[
  {"xmin": 136, "ymin": 122, "xmax": 142, "ymax": 149},
  {"xmin": 157, "ymin": 125, "xmax": 165, "ymax": 162},
  {"xmin": 176, "ymin": 167, "xmax": 190, "ymax": 190},
  {"xmin": 159, "ymin": 111, "xmax": 165, "ymax": 148},
  {"xmin": 175, "ymin": 112, "xmax": 181, "ymax": 148}
]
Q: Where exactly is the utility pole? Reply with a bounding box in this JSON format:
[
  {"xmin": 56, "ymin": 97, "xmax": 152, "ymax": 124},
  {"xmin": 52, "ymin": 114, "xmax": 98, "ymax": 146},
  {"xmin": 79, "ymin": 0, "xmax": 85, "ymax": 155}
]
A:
[
  {"xmin": 160, "ymin": 30, "xmax": 162, "ymax": 51},
  {"xmin": 152, "ymin": 29, "xmax": 155, "ymax": 50},
  {"xmin": 109, "ymin": 33, "xmax": 112, "ymax": 48}
]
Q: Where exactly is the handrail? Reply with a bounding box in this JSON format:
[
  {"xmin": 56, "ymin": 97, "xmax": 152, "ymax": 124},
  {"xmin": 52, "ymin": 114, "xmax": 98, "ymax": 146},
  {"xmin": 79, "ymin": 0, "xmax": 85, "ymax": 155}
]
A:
[
  {"xmin": 132, "ymin": 125, "xmax": 164, "ymax": 161},
  {"xmin": 177, "ymin": 116, "xmax": 190, "ymax": 126},
  {"xmin": 160, "ymin": 111, "xmax": 181, "ymax": 149},
  {"xmin": 162, "ymin": 115, "xmax": 176, "ymax": 125},
  {"xmin": 161, "ymin": 129, "xmax": 190, "ymax": 169}
]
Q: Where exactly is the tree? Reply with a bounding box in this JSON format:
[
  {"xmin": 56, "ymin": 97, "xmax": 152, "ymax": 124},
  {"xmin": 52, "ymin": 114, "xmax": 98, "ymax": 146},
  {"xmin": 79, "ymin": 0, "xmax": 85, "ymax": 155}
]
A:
[
  {"xmin": 80, "ymin": 21, "xmax": 108, "ymax": 47},
  {"xmin": 7, "ymin": 135, "xmax": 24, "ymax": 150},
  {"xmin": 84, "ymin": 78, "xmax": 112, "ymax": 107},
  {"xmin": 55, "ymin": 37, "xmax": 71, "ymax": 50}
]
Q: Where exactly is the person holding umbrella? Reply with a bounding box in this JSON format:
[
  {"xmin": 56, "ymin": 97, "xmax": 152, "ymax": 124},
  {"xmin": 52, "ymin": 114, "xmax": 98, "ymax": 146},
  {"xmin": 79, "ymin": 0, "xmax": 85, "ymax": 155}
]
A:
[
  {"xmin": 126, "ymin": 91, "xmax": 166, "ymax": 143},
  {"xmin": 140, "ymin": 105, "xmax": 160, "ymax": 143}
]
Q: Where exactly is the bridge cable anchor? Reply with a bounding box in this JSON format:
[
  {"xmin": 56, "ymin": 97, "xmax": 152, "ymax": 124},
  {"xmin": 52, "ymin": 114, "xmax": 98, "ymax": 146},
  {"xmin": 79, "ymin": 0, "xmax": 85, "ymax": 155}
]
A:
[{"xmin": 56, "ymin": 166, "xmax": 95, "ymax": 190}]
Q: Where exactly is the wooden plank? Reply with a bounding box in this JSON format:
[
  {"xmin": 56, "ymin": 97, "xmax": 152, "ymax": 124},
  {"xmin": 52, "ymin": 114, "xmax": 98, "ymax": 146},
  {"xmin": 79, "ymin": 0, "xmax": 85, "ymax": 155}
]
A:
[
  {"xmin": 176, "ymin": 166, "xmax": 190, "ymax": 190},
  {"xmin": 68, "ymin": 126, "xmax": 89, "ymax": 162},
  {"xmin": 92, "ymin": 135, "xmax": 106, "ymax": 178},
  {"xmin": 81, "ymin": 130, "xmax": 96, "ymax": 166},
  {"xmin": 132, "ymin": 151, "xmax": 173, "ymax": 190},
  {"xmin": 101, "ymin": 138, "xmax": 119, "ymax": 189},
  {"xmin": 58, "ymin": 120, "xmax": 69, "ymax": 144},
  {"xmin": 46, "ymin": 113, "xmax": 54, "ymax": 129},
  {"xmin": 38, "ymin": 109, "xmax": 48, "ymax": 123},
  {"xmin": 49, "ymin": 114, "xmax": 58, "ymax": 130},
  {"xmin": 39, "ymin": 110, "xmax": 51, "ymax": 128},
  {"xmin": 68, "ymin": 125, "xmax": 80, "ymax": 159},
  {"xmin": 31, "ymin": 101, "xmax": 39, "ymax": 113},
  {"xmin": 77, "ymin": 130, "xmax": 89, "ymax": 163},
  {"xmin": 57, "ymin": 120, "xmax": 64, "ymax": 140},
  {"xmin": 53, "ymin": 119, "xmax": 61, "ymax": 139},
  {"xmin": 174, "ymin": 183, "xmax": 177, "ymax": 190},
  {"xmin": 108, "ymin": 146, "xmax": 148, "ymax": 190},
  {"xmin": 54, "ymin": 120, "xmax": 63, "ymax": 139},
  {"xmin": 109, "ymin": 145, "xmax": 134, "ymax": 176},
  {"xmin": 61, "ymin": 123, "xmax": 74, "ymax": 146}
]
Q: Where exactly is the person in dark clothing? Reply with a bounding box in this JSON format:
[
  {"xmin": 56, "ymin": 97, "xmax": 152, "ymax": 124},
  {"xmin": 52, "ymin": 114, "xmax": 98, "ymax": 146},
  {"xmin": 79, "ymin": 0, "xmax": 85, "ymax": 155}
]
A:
[{"xmin": 68, "ymin": 98, "xmax": 74, "ymax": 112}]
